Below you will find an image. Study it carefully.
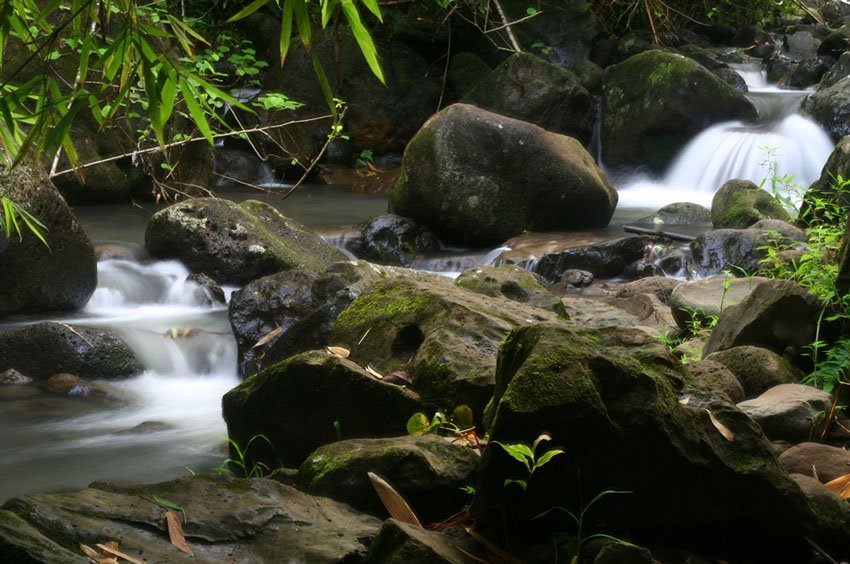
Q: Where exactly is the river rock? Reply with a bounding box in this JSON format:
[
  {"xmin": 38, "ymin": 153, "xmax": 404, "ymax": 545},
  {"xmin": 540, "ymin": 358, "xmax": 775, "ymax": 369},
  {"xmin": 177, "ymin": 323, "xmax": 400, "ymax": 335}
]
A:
[
  {"xmin": 0, "ymin": 322, "xmax": 141, "ymax": 381},
  {"xmin": 668, "ymin": 276, "xmax": 769, "ymax": 330},
  {"xmin": 821, "ymin": 51, "xmax": 850, "ymax": 87},
  {"xmin": 780, "ymin": 442, "xmax": 850, "ymax": 482},
  {"xmin": 690, "ymin": 221, "xmax": 803, "ymax": 277},
  {"xmin": 533, "ymin": 236, "xmax": 651, "ymax": 282},
  {"xmin": 145, "ymin": 198, "xmax": 346, "ymax": 284},
  {"xmin": 703, "ymin": 279, "xmax": 822, "ymax": 363},
  {"xmin": 477, "ymin": 322, "xmax": 849, "ymax": 560},
  {"xmin": 683, "ymin": 359, "xmax": 745, "ymax": 403},
  {"xmin": 790, "ymin": 474, "xmax": 850, "ymax": 539},
  {"xmin": 0, "ymin": 165, "xmax": 97, "ymax": 317},
  {"xmin": 42, "ymin": 373, "xmax": 122, "ymax": 402},
  {"xmin": 463, "ymin": 52, "xmax": 595, "ymax": 143},
  {"xmin": 348, "ymin": 214, "xmax": 441, "ymax": 267},
  {"xmin": 703, "ymin": 346, "xmax": 804, "ymax": 398},
  {"xmin": 447, "ymin": 52, "xmax": 491, "ymax": 99},
  {"xmin": 736, "ymin": 384, "xmax": 832, "ymax": 442},
  {"xmin": 614, "ymin": 276, "xmax": 681, "ymax": 301},
  {"xmin": 801, "ymin": 134, "xmax": 850, "ymax": 226},
  {"xmin": 601, "ymin": 50, "xmax": 757, "ymax": 172},
  {"xmin": 365, "ymin": 519, "xmax": 481, "ymax": 563},
  {"xmin": 711, "ymin": 179, "xmax": 791, "ymax": 228},
  {"xmin": 801, "ymin": 74, "xmax": 850, "ymax": 141},
  {"xmin": 222, "ymin": 349, "xmax": 421, "ymax": 467},
  {"xmin": 297, "ymin": 435, "xmax": 479, "ymax": 523},
  {"xmin": 0, "ymin": 368, "xmax": 32, "ymax": 385},
  {"xmin": 389, "ymin": 103, "xmax": 618, "ymax": 246},
  {"xmin": 454, "ymin": 265, "xmax": 567, "ymax": 317},
  {"xmin": 787, "ymin": 57, "xmax": 832, "ymax": 89},
  {"xmin": 634, "ymin": 202, "xmax": 712, "ymax": 225},
  {"xmin": 0, "ymin": 474, "xmax": 381, "ymax": 562}
]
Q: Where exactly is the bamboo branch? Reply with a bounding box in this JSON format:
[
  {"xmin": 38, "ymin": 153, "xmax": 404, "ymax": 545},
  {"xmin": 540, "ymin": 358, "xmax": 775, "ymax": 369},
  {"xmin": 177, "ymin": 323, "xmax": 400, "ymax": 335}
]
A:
[{"xmin": 490, "ymin": 0, "xmax": 522, "ymax": 52}]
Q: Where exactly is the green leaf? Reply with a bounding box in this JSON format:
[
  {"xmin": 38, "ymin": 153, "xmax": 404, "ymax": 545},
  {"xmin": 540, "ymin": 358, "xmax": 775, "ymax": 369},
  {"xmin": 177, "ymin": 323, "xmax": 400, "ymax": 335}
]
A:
[
  {"xmin": 406, "ymin": 412, "xmax": 431, "ymax": 436},
  {"xmin": 492, "ymin": 441, "xmax": 532, "ymax": 472},
  {"xmin": 451, "ymin": 405, "xmax": 474, "ymax": 428},
  {"xmin": 532, "ymin": 448, "xmax": 564, "ymax": 471},
  {"xmin": 311, "ymin": 54, "xmax": 335, "ymax": 113},
  {"xmin": 226, "ymin": 0, "xmax": 272, "ymax": 23},
  {"xmin": 321, "ymin": 0, "xmax": 339, "ymax": 28},
  {"xmin": 179, "ymin": 78, "xmax": 214, "ymax": 144},
  {"xmin": 292, "ymin": 0, "xmax": 312, "ymax": 48},
  {"xmin": 339, "ymin": 0, "xmax": 384, "ymax": 84},
  {"xmin": 152, "ymin": 495, "xmax": 184, "ymax": 511},
  {"xmin": 360, "ymin": 0, "xmax": 383, "ymax": 22},
  {"xmin": 503, "ymin": 478, "xmax": 527, "ymax": 492},
  {"xmin": 279, "ymin": 0, "xmax": 294, "ymax": 66}
]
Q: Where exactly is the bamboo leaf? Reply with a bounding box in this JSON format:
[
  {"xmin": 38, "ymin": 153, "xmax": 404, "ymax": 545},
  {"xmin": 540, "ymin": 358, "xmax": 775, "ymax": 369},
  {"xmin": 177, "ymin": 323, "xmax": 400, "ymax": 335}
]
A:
[
  {"xmin": 368, "ymin": 471, "xmax": 422, "ymax": 527},
  {"xmin": 321, "ymin": 0, "xmax": 339, "ymax": 28},
  {"xmin": 279, "ymin": 0, "xmax": 294, "ymax": 67},
  {"xmin": 179, "ymin": 79, "xmax": 214, "ymax": 144},
  {"xmin": 311, "ymin": 54, "xmax": 335, "ymax": 114},
  {"xmin": 326, "ymin": 345, "xmax": 350, "ymax": 358},
  {"xmin": 360, "ymin": 0, "xmax": 383, "ymax": 22},
  {"xmin": 226, "ymin": 0, "xmax": 272, "ymax": 23},
  {"xmin": 167, "ymin": 14, "xmax": 209, "ymax": 46},
  {"xmin": 533, "ymin": 448, "xmax": 564, "ymax": 470},
  {"xmin": 705, "ymin": 409, "xmax": 735, "ymax": 442},
  {"xmin": 252, "ymin": 326, "xmax": 283, "ymax": 349},
  {"xmin": 165, "ymin": 510, "xmax": 194, "ymax": 555},
  {"xmin": 95, "ymin": 542, "xmax": 145, "ymax": 564},
  {"xmin": 339, "ymin": 0, "xmax": 384, "ymax": 83},
  {"xmin": 292, "ymin": 0, "xmax": 312, "ymax": 47}
]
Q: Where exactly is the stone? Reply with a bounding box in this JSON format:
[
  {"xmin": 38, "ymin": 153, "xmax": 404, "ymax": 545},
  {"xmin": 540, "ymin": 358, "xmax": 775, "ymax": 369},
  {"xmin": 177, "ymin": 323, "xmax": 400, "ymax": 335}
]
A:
[
  {"xmin": 634, "ymin": 202, "xmax": 712, "ymax": 225},
  {"xmin": 0, "ymin": 369, "xmax": 31, "ymax": 385},
  {"xmin": 737, "ymin": 384, "xmax": 833, "ymax": 442},
  {"xmin": 0, "ymin": 165, "xmax": 97, "ymax": 316},
  {"xmin": 447, "ymin": 52, "xmax": 491, "ymax": 99},
  {"xmin": 42, "ymin": 373, "xmax": 121, "ymax": 402},
  {"xmin": 787, "ymin": 57, "xmax": 832, "ymax": 89},
  {"xmin": 365, "ymin": 519, "xmax": 480, "ymax": 563},
  {"xmin": 801, "ymin": 75, "xmax": 850, "ymax": 142},
  {"xmin": 802, "ymin": 134, "xmax": 850, "ymax": 229},
  {"xmin": 145, "ymin": 197, "xmax": 346, "ymax": 284},
  {"xmin": 780, "ymin": 442, "xmax": 850, "ymax": 483},
  {"xmin": 711, "ymin": 179, "xmax": 791, "ymax": 228},
  {"xmin": 454, "ymin": 265, "xmax": 567, "ymax": 317},
  {"xmin": 690, "ymin": 222, "xmax": 804, "ymax": 277},
  {"xmin": 684, "ymin": 359, "xmax": 745, "ymax": 403},
  {"xmin": 790, "ymin": 474, "xmax": 850, "ymax": 540},
  {"xmin": 349, "ymin": 215, "xmax": 441, "ymax": 267},
  {"xmin": 820, "ymin": 51, "xmax": 850, "ymax": 88},
  {"xmin": 704, "ymin": 346, "xmax": 804, "ymax": 398},
  {"xmin": 185, "ymin": 272, "xmax": 225, "ymax": 305},
  {"xmin": 614, "ymin": 276, "xmax": 681, "ymax": 301},
  {"xmin": 389, "ymin": 103, "xmax": 618, "ymax": 247},
  {"xmin": 668, "ymin": 276, "xmax": 769, "ymax": 330},
  {"xmin": 533, "ymin": 236, "xmax": 651, "ymax": 282}
]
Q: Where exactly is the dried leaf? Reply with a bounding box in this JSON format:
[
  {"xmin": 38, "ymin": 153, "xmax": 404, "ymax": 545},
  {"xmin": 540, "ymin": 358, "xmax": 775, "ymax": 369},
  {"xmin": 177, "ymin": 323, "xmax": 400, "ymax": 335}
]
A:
[
  {"xmin": 165, "ymin": 327, "xmax": 198, "ymax": 340},
  {"xmin": 384, "ymin": 371, "xmax": 412, "ymax": 385},
  {"xmin": 165, "ymin": 510, "xmax": 194, "ymax": 556},
  {"xmin": 366, "ymin": 161, "xmax": 385, "ymax": 173},
  {"xmin": 80, "ymin": 544, "xmax": 102, "ymax": 560},
  {"xmin": 368, "ymin": 471, "xmax": 422, "ymax": 528},
  {"xmin": 95, "ymin": 543, "xmax": 144, "ymax": 564},
  {"xmin": 825, "ymin": 473, "xmax": 850, "ymax": 499},
  {"xmin": 251, "ymin": 326, "xmax": 283, "ymax": 349},
  {"xmin": 705, "ymin": 409, "xmax": 735, "ymax": 442},
  {"xmin": 366, "ymin": 364, "xmax": 383, "ymax": 379},
  {"xmin": 679, "ymin": 395, "xmax": 691, "ymax": 405},
  {"xmin": 326, "ymin": 345, "xmax": 350, "ymax": 358}
]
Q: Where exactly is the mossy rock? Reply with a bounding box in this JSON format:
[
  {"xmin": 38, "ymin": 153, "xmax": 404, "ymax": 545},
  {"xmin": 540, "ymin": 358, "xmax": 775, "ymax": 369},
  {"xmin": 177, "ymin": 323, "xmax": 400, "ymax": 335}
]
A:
[
  {"xmin": 711, "ymin": 179, "xmax": 791, "ymax": 228},
  {"xmin": 454, "ymin": 265, "xmax": 567, "ymax": 318},
  {"xmin": 801, "ymin": 75, "xmax": 850, "ymax": 142}
]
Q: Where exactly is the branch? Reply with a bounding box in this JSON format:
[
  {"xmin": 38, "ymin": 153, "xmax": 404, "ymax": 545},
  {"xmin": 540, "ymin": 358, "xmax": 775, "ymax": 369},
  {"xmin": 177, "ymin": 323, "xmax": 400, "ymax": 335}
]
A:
[{"xmin": 490, "ymin": 0, "xmax": 522, "ymax": 52}]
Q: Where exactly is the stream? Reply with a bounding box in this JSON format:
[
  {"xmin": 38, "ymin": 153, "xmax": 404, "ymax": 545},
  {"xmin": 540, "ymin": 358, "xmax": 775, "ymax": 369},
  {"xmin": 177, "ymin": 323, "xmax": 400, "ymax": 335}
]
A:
[{"xmin": 0, "ymin": 67, "xmax": 836, "ymax": 503}]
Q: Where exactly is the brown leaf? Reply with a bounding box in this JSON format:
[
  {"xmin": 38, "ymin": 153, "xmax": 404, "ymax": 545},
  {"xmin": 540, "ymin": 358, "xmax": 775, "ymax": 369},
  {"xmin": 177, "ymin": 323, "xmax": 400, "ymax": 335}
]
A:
[
  {"xmin": 251, "ymin": 326, "xmax": 283, "ymax": 349},
  {"xmin": 368, "ymin": 471, "xmax": 422, "ymax": 528},
  {"xmin": 705, "ymin": 409, "xmax": 735, "ymax": 442},
  {"xmin": 165, "ymin": 510, "xmax": 194, "ymax": 556},
  {"xmin": 825, "ymin": 473, "xmax": 850, "ymax": 499},
  {"xmin": 164, "ymin": 327, "xmax": 198, "ymax": 340},
  {"xmin": 365, "ymin": 365, "xmax": 383, "ymax": 379},
  {"xmin": 80, "ymin": 544, "xmax": 102, "ymax": 560},
  {"xmin": 326, "ymin": 345, "xmax": 350, "ymax": 358},
  {"xmin": 95, "ymin": 543, "xmax": 144, "ymax": 564},
  {"xmin": 384, "ymin": 371, "xmax": 412, "ymax": 385}
]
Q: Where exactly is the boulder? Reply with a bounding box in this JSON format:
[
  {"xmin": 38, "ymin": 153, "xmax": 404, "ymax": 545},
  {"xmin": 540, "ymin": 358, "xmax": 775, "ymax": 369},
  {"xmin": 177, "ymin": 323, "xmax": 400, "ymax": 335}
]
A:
[
  {"xmin": 0, "ymin": 322, "xmax": 141, "ymax": 381},
  {"xmin": 601, "ymin": 50, "xmax": 757, "ymax": 172},
  {"xmin": 0, "ymin": 165, "xmax": 96, "ymax": 316},
  {"xmin": 703, "ymin": 346, "xmax": 804, "ymax": 398},
  {"xmin": 633, "ymin": 202, "xmax": 712, "ymax": 226},
  {"xmin": 702, "ymin": 280, "xmax": 822, "ymax": 363},
  {"xmin": 348, "ymin": 215, "xmax": 441, "ymax": 267},
  {"xmin": 787, "ymin": 57, "xmax": 832, "ymax": 89},
  {"xmin": 297, "ymin": 436, "xmax": 479, "ymax": 522},
  {"xmin": 454, "ymin": 265, "xmax": 567, "ymax": 317},
  {"xmin": 145, "ymin": 198, "xmax": 346, "ymax": 284},
  {"xmin": 613, "ymin": 276, "xmax": 681, "ymax": 301},
  {"xmin": 447, "ymin": 52, "xmax": 491, "ymax": 99},
  {"xmin": 820, "ymin": 51, "xmax": 850, "ymax": 88},
  {"xmin": 222, "ymin": 349, "xmax": 421, "ymax": 467},
  {"xmin": 389, "ymin": 104, "xmax": 618, "ymax": 246},
  {"xmin": 0, "ymin": 474, "xmax": 380, "ymax": 562},
  {"xmin": 683, "ymin": 359, "xmax": 746, "ymax": 403},
  {"xmin": 790, "ymin": 474, "xmax": 850, "ymax": 540},
  {"xmin": 781, "ymin": 442, "xmax": 850, "ymax": 482},
  {"xmin": 801, "ymin": 75, "xmax": 850, "ymax": 142},
  {"xmin": 736, "ymin": 384, "xmax": 832, "ymax": 442},
  {"xmin": 560, "ymin": 295, "xmax": 676, "ymax": 337},
  {"xmin": 533, "ymin": 236, "xmax": 651, "ymax": 282},
  {"xmin": 711, "ymin": 179, "xmax": 791, "ymax": 228},
  {"xmin": 477, "ymin": 322, "xmax": 849, "ymax": 560},
  {"xmin": 690, "ymin": 221, "xmax": 804, "ymax": 277},
  {"xmin": 669, "ymin": 276, "xmax": 769, "ymax": 330},
  {"xmin": 42, "ymin": 373, "xmax": 122, "ymax": 402},
  {"xmin": 801, "ymin": 134, "xmax": 850, "ymax": 227},
  {"xmin": 463, "ymin": 52, "xmax": 595, "ymax": 143},
  {"xmin": 365, "ymin": 519, "xmax": 480, "ymax": 563}
]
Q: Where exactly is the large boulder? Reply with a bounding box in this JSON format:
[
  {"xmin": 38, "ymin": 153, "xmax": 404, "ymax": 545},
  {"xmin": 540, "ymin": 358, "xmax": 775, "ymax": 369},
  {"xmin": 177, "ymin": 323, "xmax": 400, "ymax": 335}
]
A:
[
  {"xmin": 703, "ymin": 346, "xmax": 804, "ymax": 398},
  {"xmin": 454, "ymin": 265, "xmax": 566, "ymax": 316},
  {"xmin": 668, "ymin": 276, "xmax": 770, "ymax": 330},
  {"xmin": 711, "ymin": 179, "xmax": 791, "ymax": 228},
  {"xmin": 145, "ymin": 198, "xmax": 346, "ymax": 284},
  {"xmin": 801, "ymin": 134, "xmax": 850, "ymax": 225},
  {"xmin": 737, "ymin": 384, "xmax": 833, "ymax": 442},
  {"xmin": 476, "ymin": 322, "xmax": 850, "ymax": 560},
  {"xmin": 0, "ymin": 322, "xmax": 141, "ymax": 381},
  {"xmin": 801, "ymin": 75, "xmax": 850, "ymax": 142},
  {"xmin": 389, "ymin": 104, "xmax": 617, "ymax": 246},
  {"xmin": 601, "ymin": 50, "xmax": 757, "ymax": 172},
  {"xmin": 780, "ymin": 442, "xmax": 850, "ymax": 483},
  {"xmin": 690, "ymin": 220, "xmax": 805, "ymax": 277},
  {"xmin": 0, "ymin": 165, "xmax": 96, "ymax": 316},
  {"xmin": 532, "ymin": 236, "xmax": 651, "ymax": 282},
  {"xmin": 463, "ymin": 52, "xmax": 595, "ymax": 143}
]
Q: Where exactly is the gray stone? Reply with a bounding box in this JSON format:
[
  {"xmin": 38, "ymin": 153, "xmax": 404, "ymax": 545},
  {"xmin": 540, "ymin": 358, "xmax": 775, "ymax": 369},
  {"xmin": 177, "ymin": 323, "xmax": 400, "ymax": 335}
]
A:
[
  {"xmin": 669, "ymin": 276, "xmax": 769, "ymax": 331},
  {"xmin": 780, "ymin": 442, "xmax": 850, "ymax": 483},
  {"xmin": 704, "ymin": 346, "xmax": 803, "ymax": 398},
  {"xmin": 737, "ymin": 384, "xmax": 833, "ymax": 442},
  {"xmin": 801, "ymin": 75, "xmax": 850, "ymax": 141},
  {"xmin": 455, "ymin": 265, "xmax": 567, "ymax": 317}
]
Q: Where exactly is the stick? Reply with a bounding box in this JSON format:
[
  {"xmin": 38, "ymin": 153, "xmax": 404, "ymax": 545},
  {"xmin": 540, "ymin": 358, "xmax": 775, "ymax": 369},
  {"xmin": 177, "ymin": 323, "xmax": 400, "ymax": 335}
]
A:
[{"xmin": 622, "ymin": 224, "xmax": 696, "ymax": 242}]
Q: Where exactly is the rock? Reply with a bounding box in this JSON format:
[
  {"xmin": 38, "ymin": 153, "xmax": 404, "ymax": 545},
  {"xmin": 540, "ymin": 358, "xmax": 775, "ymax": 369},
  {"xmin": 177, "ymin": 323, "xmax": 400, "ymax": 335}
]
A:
[
  {"xmin": 222, "ymin": 350, "xmax": 421, "ymax": 467},
  {"xmin": 42, "ymin": 373, "xmax": 121, "ymax": 402},
  {"xmin": 702, "ymin": 280, "xmax": 822, "ymax": 363},
  {"xmin": 211, "ymin": 146, "xmax": 274, "ymax": 189},
  {"xmin": 0, "ymin": 474, "xmax": 381, "ymax": 562},
  {"xmin": 0, "ymin": 322, "xmax": 141, "ymax": 381},
  {"xmin": 737, "ymin": 384, "xmax": 833, "ymax": 442},
  {"xmin": 787, "ymin": 57, "xmax": 832, "ymax": 88},
  {"xmin": 704, "ymin": 346, "xmax": 804, "ymax": 398},
  {"xmin": 711, "ymin": 179, "xmax": 791, "ymax": 228},
  {"xmin": 553, "ymin": 269, "xmax": 594, "ymax": 292},
  {"xmin": 820, "ymin": 51, "xmax": 850, "ymax": 88},
  {"xmin": 0, "ymin": 369, "xmax": 32, "ymax": 385},
  {"xmin": 389, "ymin": 103, "xmax": 617, "ymax": 247},
  {"xmin": 534, "ymin": 236, "xmax": 651, "ymax": 282},
  {"xmin": 634, "ymin": 202, "xmax": 712, "ymax": 225},
  {"xmin": 802, "ymin": 134, "xmax": 850, "ymax": 227},
  {"xmin": 454, "ymin": 265, "xmax": 567, "ymax": 317},
  {"xmin": 559, "ymin": 296, "xmax": 675, "ymax": 338},
  {"xmin": 349, "ymin": 215, "xmax": 441, "ymax": 267},
  {"xmin": 784, "ymin": 31, "xmax": 822, "ymax": 60},
  {"xmin": 365, "ymin": 518, "xmax": 480, "ymax": 563},
  {"xmin": 601, "ymin": 50, "xmax": 757, "ymax": 172},
  {"xmin": 614, "ymin": 276, "xmax": 681, "ymax": 301},
  {"xmin": 789, "ymin": 474, "xmax": 850, "ymax": 539},
  {"xmin": 113, "ymin": 421, "xmax": 176, "ymax": 435},
  {"xmin": 780, "ymin": 442, "xmax": 850, "ymax": 482},
  {"xmin": 298, "ymin": 436, "xmax": 479, "ymax": 522},
  {"xmin": 478, "ymin": 323, "xmax": 848, "ymax": 560},
  {"xmin": 801, "ymin": 75, "xmax": 850, "ymax": 141},
  {"xmin": 447, "ymin": 52, "xmax": 491, "ymax": 99},
  {"xmin": 690, "ymin": 221, "xmax": 804, "ymax": 277},
  {"xmin": 590, "ymin": 539, "xmax": 657, "ymax": 564},
  {"xmin": 463, "ymin": 52, "xmax": 595, "ymax": 143},
  {"xmin": 713, "ymin": 67, "xmax": 748, "ymax": 92},
  {"xmin": 0, "ymin": 165, "xmax": 97, "ymax": 316},
  {"xmin": 684, "ymin": 359, "xmax": 746, "ymax": 403},
  {"xmin": 185, "ymin": 272, "xmax": 225, "ymax": 305},
  {"xmin": 145, "ymin": 198, "xmax": 346, "ymax": 284},
  {"xmin": 669, "ymin": 276, "xmax": 769, "ymax": 330}
]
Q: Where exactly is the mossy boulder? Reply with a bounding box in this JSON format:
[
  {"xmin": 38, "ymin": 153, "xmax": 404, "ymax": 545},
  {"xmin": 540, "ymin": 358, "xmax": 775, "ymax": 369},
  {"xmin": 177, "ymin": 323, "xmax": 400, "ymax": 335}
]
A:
[
  {"xmin": 601, "ymin": 50, "xmax": 757, "ymax": 172},
  {"xmin": 477, "ymin": 322, "xmax": 850, "ymax": 560},
  {"xmin": 348, "ymin": 215, "xmax": 441, "ymax": 267},
  {"xmin": 454, "ymin": 265, "xmax": 567, "ymax": 317},
  {"xmin": 703, "ymin": 346, "xmax": 804, "ymax": 398},
  {"xmin": 0, "ymin": 322, "xmax": 141, "ymax": 381},
  {"xmin": 463, "ymin": 52, "xmax": 595, "ymax": 143},
  {"xmin": 801, "ymin": 134, "xmax": 850, "ymax": 226},
  {"xmin": 389, "ymin": 103, "xmax": 617, "ymax": 247},
  {"xmin": 222, "ymin": 350, "xmax": 421, "ymax": 467},
  {"xmin": 297, "ymin": 435, "xmax": 479, "ymax": 523},
  {"xmin": 145, "ymin": 198, "xmax": 346, "ymax": 284},
  {"xmin": 801, "ymin": 75, "xmax": 850, "ymax": 142},
  {"xmin": 0, "ymin": 165, "xmax": 97, "ymax": 317},
  {"xmin": 711, "ymin": 179, "xmax": 791, "ymax": 228},
  {"xmin": 447, "ymin": 52, "xmax": 491, "ymax": 99},
  {"xmin": 690, "ymin": 220, "xmax": 805, "ymax": 277}
]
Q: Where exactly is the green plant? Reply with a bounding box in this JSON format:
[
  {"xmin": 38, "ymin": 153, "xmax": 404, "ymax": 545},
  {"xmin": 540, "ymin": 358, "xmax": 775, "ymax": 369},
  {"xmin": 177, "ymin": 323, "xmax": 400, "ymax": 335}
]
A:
[
  {"xmin": 492, "ymin": 433, "xmax": 564, "ymax": 494},
  {"xmin": 217, "ymin": 434, "xmax": 273, "ymax": 478},
  {"xmin": 407, "ymin": 404, "xmax": 475, "ymax": 439},
  {"xmin": 354, "ymin": 148, "xmax": 374, "ymax": 168},
  {"xmin": 1, "ymin": 196, "xmax": 48, "ymax": 247}
]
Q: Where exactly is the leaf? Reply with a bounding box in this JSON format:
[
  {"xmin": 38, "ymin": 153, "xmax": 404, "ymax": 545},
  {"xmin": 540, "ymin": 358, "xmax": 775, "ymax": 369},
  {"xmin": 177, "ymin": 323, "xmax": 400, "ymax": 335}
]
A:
[
  {"xmin": 226, "ymin": 0, "xmax": 271, "ymax": 22},
  {"xmin": 384, "ymin": 370, "xmax": 413, "ymax": 385},
  {"xmin": 165, "ymin": 510, "xmax": 194, "ymax": 556},
  {"xmin": 705, "ymin": 409, "xmax": 735, "ymax": 442},
  {"xmin": 824, "ymin": 473, "xmax": 850, "ymax": 499},
  {"xmin": 406, "ymin": 412, "xmax": 430, "ymax": 436},
  {"xmin": 179, "ymin": 78, "xmax": 214, "ymax": 144},
  {"xmin": 451, "ymin": 405, "xmax": 474, "ymax": 428},
  {"xmin": 360, "ymin": 0, "xmax": 383, "ymax": 22},
  {"xmin": 492, "ymin": 441, "xmax": 533, "ymax": 472},
  {"xmin": 80, "ymin": 544, "xmax": 102, "ymax": 559},
  {"xmin": 366, "ymin": 364, "xmax": 383, "ymax": 379},
  {"xmin": 339, "ymin": 0, "xmax": 384, "ymax": 83},
  {"xmin": 326, "ymin": 345, "xmax": 350, "ymax": 358},
  {"xmin": 252, "ymin": 326, "xmax": 283, "ymax": 349},
  {"xmin": 278, "ymin": 0, "xmax": 294, "ymax": 66},
  {"xmin": 532, "ymin": 432, "xmax": 553, "ymax": 452},
  {"xmin": 368, "ymin": 471, "xmax": 422, "ymax": 527},
  {"xmin": 533, "ymin": 448, "xmax": 564, "ymax": 470},
  {"xmin": 503, "ymin": 478, "xmax": 527, "ymax": 491},
  {"xmin": 152, "ymin": 495, "xmax": 184, "ymax": 511},
  {"xmin": 95, "ymin": 542, "xmax": 145, "ymax": 564}
]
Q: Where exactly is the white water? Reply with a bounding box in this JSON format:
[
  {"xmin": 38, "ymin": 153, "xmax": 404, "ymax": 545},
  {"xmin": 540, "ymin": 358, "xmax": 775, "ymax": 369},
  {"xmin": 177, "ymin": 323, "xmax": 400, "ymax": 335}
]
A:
[{"xmin": 0, "ymin": 256, "xmax": 239, "ymax": 501}]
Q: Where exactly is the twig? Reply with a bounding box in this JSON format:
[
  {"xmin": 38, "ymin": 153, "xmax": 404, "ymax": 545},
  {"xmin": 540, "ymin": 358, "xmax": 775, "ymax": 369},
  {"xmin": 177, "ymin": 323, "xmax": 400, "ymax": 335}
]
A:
[
  {"xmin": 805, "ymin": 536, "xmax": 839, "ymax": 564},
  {"xmin": 622, "ymin": 224, "xmax": 695, "ymax": 242},
  {"xmin": 490, "ymin": 0, "xmax": 522, "ymax": 52},
  {"xmin": 278, "ymin": 107, "xmax": 348, "ymax": 200}
]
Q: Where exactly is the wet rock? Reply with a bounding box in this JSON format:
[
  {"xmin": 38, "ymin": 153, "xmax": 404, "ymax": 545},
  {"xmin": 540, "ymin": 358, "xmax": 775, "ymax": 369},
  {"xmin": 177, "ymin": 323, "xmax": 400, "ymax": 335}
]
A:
[
  {"xmin": 787, "ymin": 56, "xmax": 832, "ymax": 88},
  {"xmin": 447, "ymin": 52, "xmax": 491, "ymax": 99},
  {"xmin": 614, "ymin": 276, "xmax": 680, "ymax": 301},
  {"xmin": 668, "ymin": 276, "xmax": 769, "ymax": 330},
  {"xmin": 222, "ymin": 350, "xmax": 421, "ymax": 467},
  {"xmin": 298, "ymin": 436, "xmax": 479, "ymax": 522},
  {"xmin": 684, "ymin": 359, "xmax": 745, "ymax": 403},
  {"xmin": 389, "ymin": 103, "xmax": 617, "ymax": 247},
  {"xmin": 0, "ymin": 369, "xmax": 31, "ymax": 385},
  {"xmin": 348, "ymin": 215, "xmax": 441, "ymax": 267},
  {"xmin": 802, "ymin": 134, "xmax": 850, "ymax": 227},
  {"xmin": 455, "ymin": 265, "xmax": 566, "ymax": 317},
  {"xmin": 780, "ymin": 442, "xmax": 850, "ymax": 482},
  {"xmin": 711, "ymin": 179, "xmax": 791, "ymax": 228},
  {"xmin": 42, "ymin": 373, "xmax": 120, "ymax": 402},
  {"xmin": 690, "ymin": 221, "xmax": 803, "ymax": 277},
  {"xmin": 534, "ymin": 236, "xmax": 651, "ymax": 282},
  {"xmin": 365, "ymin": 518, "xmax": 480, "ymax": 563},
  {"xmin": 634, "ymin": 202, "xmax": 712, "ymax": 225},
  {"xmin": 0, "ymin": 322, "xmax": 141, "ymax": 381},
  {"xmin": 0, "ymin": 165, "xmax": 97, "ymax": 316},
  {"xmin": 704, "ymin": 346, "xmax": 804, "ymax": 398},
  {"xmin": 801, "ymin": 74, "xmax": 850, "ymax": 141},
  {"xmin": 553, "ymin": 268, "xmax": 594, "ymax": 292},
  {"xmin": 790, "ymin": 474, "xmax": 850, "ymax": 538},
  {"xmin": 737, "ymin": 384, "xmax": 832, "ymax": 442},
  {"xmin": 113, "ymin": 421, "xmax": 176, "ymax": 435},
  {"xmin": 185, "ymin": 272, "xmax": 225, "ymax": 305},
  {"xmin": 145, "ymin": 197, "xmax": 346, "ymax": 284},
  {"xmin": 784, "ymin": 31, "xmax": 822, "ymax": 60},
  {"xmin": 820, "ymin": 51, "xmax": 850, "ymax": 88}
]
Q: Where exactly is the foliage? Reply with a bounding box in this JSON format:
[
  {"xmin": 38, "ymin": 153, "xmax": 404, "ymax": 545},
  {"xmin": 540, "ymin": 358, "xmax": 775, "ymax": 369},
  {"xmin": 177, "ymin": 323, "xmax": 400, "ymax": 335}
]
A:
[
  {"xmin": 407, "ymin": 404, "xmax": 475, "ymax": 436},
  {"xmin": 217, "ymin": 434, "xmax": 273, "ymax": 478},
  {"xmin": 492, "ymin": 433, "xmax": 564, "ymax": 493},
  {"xmin": 0, "ymin": 195, "xmax": 48, "ymax": 247}
]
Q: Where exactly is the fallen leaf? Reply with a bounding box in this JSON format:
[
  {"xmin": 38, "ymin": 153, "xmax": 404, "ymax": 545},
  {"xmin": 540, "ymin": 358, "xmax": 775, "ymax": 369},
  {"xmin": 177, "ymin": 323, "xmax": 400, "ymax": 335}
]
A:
[
  {"xmin": 679, "ymin": 395, "xmax": 691, "ymax": 405},
  {"xmin": 705, "ymin": 409, "xmax": 735, "ymax": 442},
  {"xmin": 825, "ymin": 473, "xmax": 850, "ymax": 499},
  {"xmin": 165, "ymin": 327, "xmax": 198, "ymax": 339},
  {"xmin": 384, "ymin": 371, "xmax": 412, "ymax": 385},
  {"xmin": 326, "ymin": 345, "xmax": 350, "ymax": 358},
  {"xmin": 366, "ymin": 365, "xmax": 383, "ymax": 379},
  {"xmin": 368, "ymin": 472, "xmax": 422, "ymax": 528},
  {"xmin": 80, "ymin": 544, "xmax": 102, "ymax": 560},
  {"xmin": 95, "ymin": 543, "xmax": 144, "ymax": 564},
  {"xmin": 165, "ymin": 510, "xmax": 194, "ymax": 556},
  {"xmin": 251, "ymin": 326, "xmax": 283, "ymax": 349}
]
